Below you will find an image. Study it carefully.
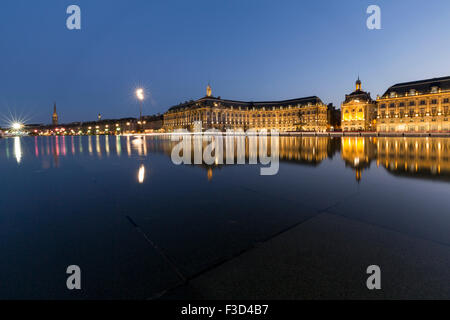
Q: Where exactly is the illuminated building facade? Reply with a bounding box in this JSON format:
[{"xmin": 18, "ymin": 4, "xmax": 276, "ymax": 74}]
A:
[
  {"xmin": 341, "ymin": 78, "xmax": 377, "ymax": 132},
  {"xmin": 163, "ymin": 85, "xmax": 332, "ymax": 132},
  {"xmin": 376, "ymin": 76, "xmax": 450, "ymax": 133}
]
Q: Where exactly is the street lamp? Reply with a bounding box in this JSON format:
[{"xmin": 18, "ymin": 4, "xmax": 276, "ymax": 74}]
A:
[
  {"xmin": 136, "ymin": 88, "xmax": 144, "ymax": 133},
  {"xmin": 12, "ymin": 122, "xmax": 23, "ymax": 130}
]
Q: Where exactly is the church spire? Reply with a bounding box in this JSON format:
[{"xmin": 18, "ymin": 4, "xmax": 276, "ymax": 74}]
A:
[{"xmin": 52, "ymin": 102, "xmax": 58, "ymax": 126}]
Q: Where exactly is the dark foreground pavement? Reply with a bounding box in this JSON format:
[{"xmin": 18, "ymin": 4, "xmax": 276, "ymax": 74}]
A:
[{"xmin": 163, "ymin": 212, "xmax": 450, "ymax": 299}]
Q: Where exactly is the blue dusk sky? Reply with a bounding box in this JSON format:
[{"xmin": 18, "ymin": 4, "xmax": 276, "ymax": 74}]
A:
[{"xmin": 1, "ymin": 0, "xmax": 450, "ymax": 125}]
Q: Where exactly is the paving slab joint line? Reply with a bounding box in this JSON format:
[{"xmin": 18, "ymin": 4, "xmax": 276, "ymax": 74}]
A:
[
  {"xmin": 125, "ymin": 215, "xmax": 187, "ymax": 283},
  {"xmin": 155, "ymin": 210, "xmax": 328, "ymax": 299}
]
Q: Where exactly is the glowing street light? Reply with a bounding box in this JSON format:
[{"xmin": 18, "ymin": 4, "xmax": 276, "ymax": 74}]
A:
[
  {"xmin": 136, "ymin": 88, "xmax": 144, "ymax": 101},
  {"xmin": 12, "ymin": 122, "xmax": 23, "ymax": 130},
  {"xmin": 135, "ymin": 88, "xmax": 145, "ymax": 133}
]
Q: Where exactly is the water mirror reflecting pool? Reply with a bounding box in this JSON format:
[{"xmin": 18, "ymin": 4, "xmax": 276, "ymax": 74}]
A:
[{"xmin": 1, "ymin": 135, "xmax": 449, "ymax": 299}]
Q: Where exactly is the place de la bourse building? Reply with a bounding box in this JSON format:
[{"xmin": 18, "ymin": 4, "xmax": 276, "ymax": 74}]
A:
[
  {"xmin": 341, "ymin": 78, "xmax": 377, "ymax": 131},
  {"xmin": 164, "ymin": 76, "xmax": 450, "ymax": 133},
  {"xmin": 342, "ymin": 76, "xmax": 450, "ymax": 133},
  {"xmin": 163, "ymin": 85, "xmax": 339, "ymax": 132},
  {"xmin": 376, "ymin": 76, "xmax": 450, "ymax": 133}
]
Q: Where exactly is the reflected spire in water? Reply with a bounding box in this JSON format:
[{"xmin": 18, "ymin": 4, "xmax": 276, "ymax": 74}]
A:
[
  {"xmin": 341, "ymin": 137, "xmax": 374, "ymax": 182},
  {"xmin": 207, "ymin": 167, "xmax": 213, "ymax": 181},
  {"xmin": 355, "ymin": 168, "xmax": 362, "ymax": 183}
]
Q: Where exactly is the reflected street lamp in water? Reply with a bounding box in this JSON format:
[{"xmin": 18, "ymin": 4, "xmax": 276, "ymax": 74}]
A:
[
  {"xmin": 138, "ymin": 164, "xmax": 145, "ymax": 184},
  {"xmin": 14, "ymin": 136, "xmax": 22, "ymax": 164},
  {"xmin": 136, "ymin": 88, "xmax": 144, "ymax": 133}
]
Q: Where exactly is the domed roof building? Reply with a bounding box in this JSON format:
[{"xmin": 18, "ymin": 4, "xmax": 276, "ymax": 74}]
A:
[
  {"xmin": 341, "ymin": 77, "xmax": 377, "ymax": 132},
  {"xmin": 344, "ymin": 77, "xmax": 374, "ymax": 104}
]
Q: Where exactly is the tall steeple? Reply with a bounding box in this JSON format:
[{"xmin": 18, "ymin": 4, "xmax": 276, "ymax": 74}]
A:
[
  {"xmin": 52, "ymin": 102, "xmax": 58, "ymax": 126},
  {"xmin": 356, "ymin": 76, "xmax": 362, "ymax": 91}
]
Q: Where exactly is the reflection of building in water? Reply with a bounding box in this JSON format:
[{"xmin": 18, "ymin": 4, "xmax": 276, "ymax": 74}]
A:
[
  {"xmin": 341, "ymin": 136, "xmax": 450, "ymax": 182},
  {"xmin": 376, "ymin": 138, "xmax": 450, "ymax": 180},
  {"xmin": 159, "ymin": 136, "xmax": 339, "ymax": 165},
  {"xmin": 279, "ymin": 137, "xmax": 340, "ymax": 165},
  {"xmin": 341, "ymin": 137, "xmax": 377, "ymax": 182},
  {"xmin": 156, "ymin": 136, "xmax": 340, "ymax": 180},
  {"xmin": 26, "ymin": 135, "xmax": 450, "ymax": 183}
]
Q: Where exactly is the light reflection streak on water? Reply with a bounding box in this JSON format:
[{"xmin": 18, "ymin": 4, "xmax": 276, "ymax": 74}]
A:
[
  {"xmin": 14, "ymin": 137, "xmax": 22, "ymax": 164},
  {"xmin": 138, "ymin": 164, "xmax": 145, "ymax": 184},
  {"xmin": 126, "ymin": 136, "xmax": 131, "ymax": 156},
  {"xmin": 71, "ymin": 136, "xmax": 75, "ymax": 155},
  {"xmin": 105, "ymin": 135, "xmax": 110, "ymax": 156},
  {"xmin": 6, "ymin": 135, "xmax": 450, "ymax": 183},
  {"xmin": 62, "ymin": 136, "xmax": 67, "ymax": 156},
  {"xmin": 88, "ymin": 136, "xmax": 93, "ymax": 155},
  {"xmin": 116, "ymin": 135, "xmax": 121, "ymax": 156},
  {"xmin": 96, "ymin": 135, "xmax": 101, "ymax": 157},
  {"xmin": 34, "ymin": 136, "xmax": 39, "ymax": 157}
]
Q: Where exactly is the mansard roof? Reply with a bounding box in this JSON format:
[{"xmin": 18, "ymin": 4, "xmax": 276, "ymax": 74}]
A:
[
  {"xmin": 344, "ymin": 89, "xmax": 374, "ymax": 103},
  {"xmin": 382, "ymin": 76, "xmax": 450, "ymax": 97},
  {"xmin": 168, "ymin": 95, "xmax": 324, "ymax": 112}
]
